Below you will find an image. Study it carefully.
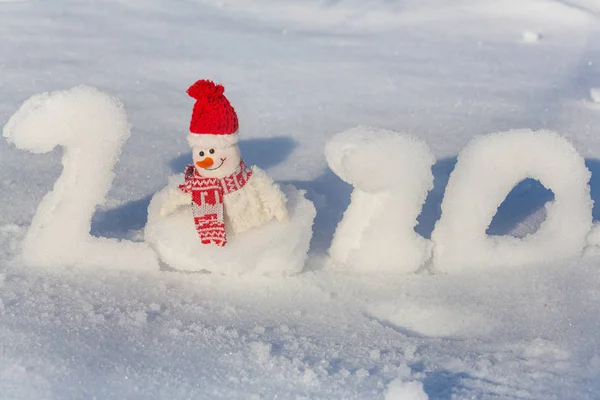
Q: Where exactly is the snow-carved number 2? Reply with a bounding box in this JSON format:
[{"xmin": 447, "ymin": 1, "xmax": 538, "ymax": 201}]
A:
[
  {"xmin": 325, "ymin": 127, "xmax": 435, "ymax": 273},
  {"xmin": 3, "ymin": 86, "xmax": 159, "ymax": 270},
  {"xmin": 327, "ymin": 128, "xmax": 593, "ymax": 274}
]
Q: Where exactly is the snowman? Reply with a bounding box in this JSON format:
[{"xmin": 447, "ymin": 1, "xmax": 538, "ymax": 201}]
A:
[{"xmin": 159, "ymin": 79, "xmax": 289, "ymax": 246}]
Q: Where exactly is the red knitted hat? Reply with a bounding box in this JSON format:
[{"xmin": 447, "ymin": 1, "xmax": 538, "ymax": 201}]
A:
[{"xmin": 186, "ymin": 79, "xmax": 239, "ymax": 148}]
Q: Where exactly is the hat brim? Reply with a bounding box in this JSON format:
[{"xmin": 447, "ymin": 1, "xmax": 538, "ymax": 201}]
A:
[{"xmin": 187, "ymin": 133, "xmax": 239, "ymax": 149}]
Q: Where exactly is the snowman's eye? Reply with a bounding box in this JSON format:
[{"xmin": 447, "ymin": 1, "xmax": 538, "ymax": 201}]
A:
[
  {"xmin": 209, "ymin": 149, "xmax": 215, "ymax": 154},
  {"xmin": 199, "ymin": 151, "xmax": 205, "ymax": 157}
]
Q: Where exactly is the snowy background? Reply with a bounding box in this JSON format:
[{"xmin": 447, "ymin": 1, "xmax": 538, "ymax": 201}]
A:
[{"xmin": 2, "ymin": 0, "xmax": 600, "ymax": 398}]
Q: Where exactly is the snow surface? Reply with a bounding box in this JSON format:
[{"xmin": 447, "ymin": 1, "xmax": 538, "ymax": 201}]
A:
[
  {"xmin": 522, "ymin": 31, "xmax": 542, "ymax": 44},
  {"xmin": 2, "ymin": 0, "xmax": 600, "ymax": 398}
]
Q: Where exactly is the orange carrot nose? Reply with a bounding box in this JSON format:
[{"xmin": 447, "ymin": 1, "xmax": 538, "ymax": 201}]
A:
[{"xmin": 196, "ymin": 157, "xmax": 214, "ymax": 169}]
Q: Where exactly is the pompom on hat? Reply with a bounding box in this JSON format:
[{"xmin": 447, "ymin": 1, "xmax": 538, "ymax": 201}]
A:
[{"xmin": 186, "ymin": 79, "xmax": 239, "ymax": 148}]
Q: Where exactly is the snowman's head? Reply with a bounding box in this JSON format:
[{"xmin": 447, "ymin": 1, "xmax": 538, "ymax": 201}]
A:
[{"xmin": 192, "ymin": 144, "xmax": 242, "ymax": 178}]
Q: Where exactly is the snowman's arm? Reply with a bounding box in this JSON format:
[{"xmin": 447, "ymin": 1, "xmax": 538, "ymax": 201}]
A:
[
  {"xmin": 160, "ymin": 188, "xmax": 190, "ymax": 217},
  {"xmin": 250, "ymin": 166, "xmax": 289, "ymax": 222}
]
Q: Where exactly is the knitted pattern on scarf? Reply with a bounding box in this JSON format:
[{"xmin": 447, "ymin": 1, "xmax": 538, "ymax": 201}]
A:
[{"xmin": 179, "ymin": 160, "xmax": 252, "ymax": 246}]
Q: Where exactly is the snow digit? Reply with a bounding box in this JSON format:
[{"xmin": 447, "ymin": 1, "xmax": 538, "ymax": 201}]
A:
[
  {"xmin": 431, "ymin": 129, "xmax": 592, "ymax": 272},
  {"xmin": 326, "ymin": 126, "xmax": 435, "ymax": 273},
  {"xmin": 2, "ymin": 86, "xmax": 160, "ymax": 270}
]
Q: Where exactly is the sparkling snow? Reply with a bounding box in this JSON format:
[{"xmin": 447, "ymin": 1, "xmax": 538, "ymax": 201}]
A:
[{"xmin": 2, "ymin": 0, "xmax": 600, "ymax": 399}]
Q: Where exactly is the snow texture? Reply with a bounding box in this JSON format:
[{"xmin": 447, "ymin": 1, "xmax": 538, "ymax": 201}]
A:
[
  {"xmin": 385, "ymin": 378, "xmax": 429, "ymax": 400},
  {"xmin": 368, "ymin": 300, "xmax": 492, "ymax": 338},
  {"xmin": 2, "ymin": 0, "xmax": 600, "ymax": 398},
  {"xmin": 591, "ymin": 87, "xmax": 600, "ymax": 103},
  {"xmin": 326, "ymin": 127, "xmax": 435, "ymax": 273},
  {"xmin": 522, "ymin": 30, "xmax": 542, "ymax": 43},
  {"xmin": 2, "ymin": 86, "xmax": 159, "ymax": 271},
  {"xmin": 584, "ymin": 222, "xmax": 600, "ymax": 256},
  {"xmin": 146, "ymin": 180, "xmax": 315, "ymax": 275},
  {"xmin": 432, "ymin": 129, "xmax": 592, "ymax": 272}
]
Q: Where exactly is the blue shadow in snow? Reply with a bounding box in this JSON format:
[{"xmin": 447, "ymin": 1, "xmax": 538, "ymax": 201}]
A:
[
  {"xmin": 585, "ymin": 159, "xmax": 600, "ymax": 221},
  {"xmin": 421, "ymin": 369, "xmax": 531, "ymax": 400},
  {"xmin": 90, "ymin": 195, "xmax": 153, "ymax": 239},
  {"xmin": 414, "ymin": 157, "xmax": 457, "ymax": 239},
  {"xmin": 421, "ymin": 370, "xmax": 469, "ymax": 400},
  {"xmin": 91, "ymin": 136, "xmax": 297, "ymax": 239},
  {"xmin": 284, "ymin": 169, "xmax": 353, "ymax": 256}
]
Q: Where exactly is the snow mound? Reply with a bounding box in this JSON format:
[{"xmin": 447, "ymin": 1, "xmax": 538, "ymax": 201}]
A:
[
  {"xmin": 522, "ymin": 31, "xmax": 541, "ymax": 43},
  {"xmin": 2, "ymin": 86, "xmax": 160, "ymax": 270},
  {"xmin": 432, "ymin": 129, "xmax": 592, "ymax": 272},
  {"xmin": 368, "ymin": 301, "xmax": 493, "ymax": 338},
  {"xmin": 145, "ymin": 180, "xmax": 315, "ymax": 275},
  {"xmin": 385, "ymin": 378, "xmax": 428, "ymax": 400},
  {"xmin": 590, "ymin": 87, "xmax": 600, "ymax": 103},
  {"xmin": 326, "ymin": 126, "xmax": 435, "ymax": 273}
]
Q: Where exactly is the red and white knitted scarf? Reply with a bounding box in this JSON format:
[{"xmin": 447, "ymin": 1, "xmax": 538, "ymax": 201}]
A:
[{"xmin": 179, "ymin": 160, "xmax": 252, "ymax": 246}]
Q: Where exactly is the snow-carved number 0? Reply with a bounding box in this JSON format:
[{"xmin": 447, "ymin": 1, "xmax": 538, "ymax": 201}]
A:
[
  {"xmin": 325, "ymin": 127, "xmax": 435, "ymax": 273},
  {"xmin": 2, "ymin": 86, "xmax": 159, "ymax": 270},
  {"xmin": 431, "ymin": 130, "xmax": 592, "ymax": 272}
]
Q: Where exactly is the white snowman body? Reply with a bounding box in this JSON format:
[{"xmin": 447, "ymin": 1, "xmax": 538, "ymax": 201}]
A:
[{"xmin": 222, "ymin": 165, "xmax": 289, "ymax": 235}]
